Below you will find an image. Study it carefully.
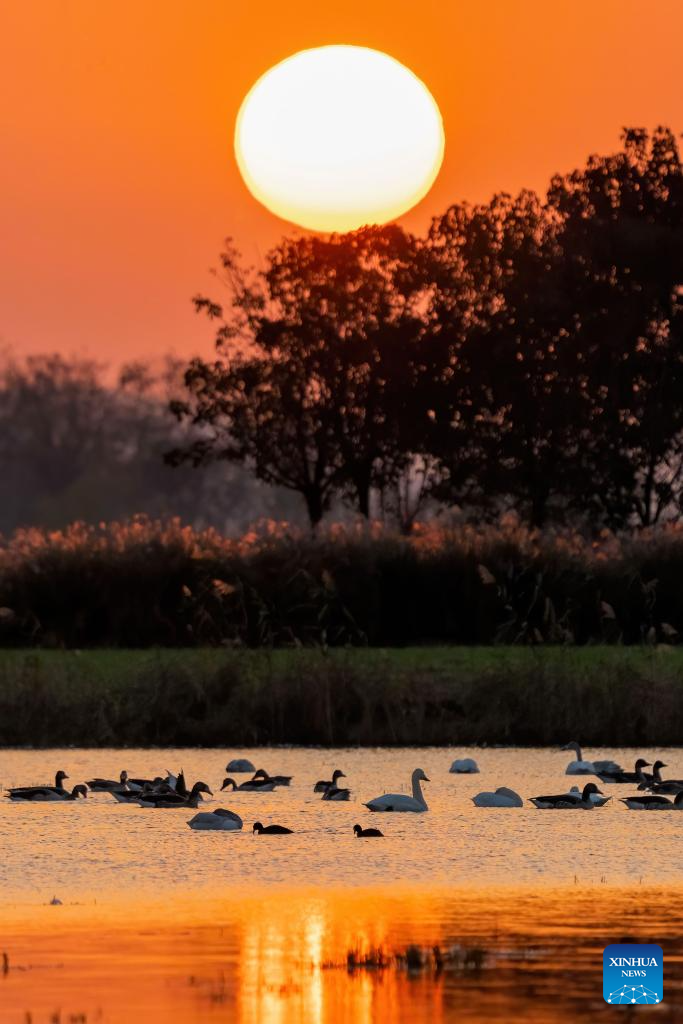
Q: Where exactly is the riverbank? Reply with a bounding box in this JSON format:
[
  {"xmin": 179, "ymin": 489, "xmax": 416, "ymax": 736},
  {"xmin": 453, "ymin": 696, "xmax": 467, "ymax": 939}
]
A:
[{"xmin": 0, "ymin": 647, "xmax": 681, "ymax": 747}]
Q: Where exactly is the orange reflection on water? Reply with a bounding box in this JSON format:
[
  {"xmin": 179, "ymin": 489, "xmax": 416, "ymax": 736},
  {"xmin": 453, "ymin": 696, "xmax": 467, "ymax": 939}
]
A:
[{"xmin": 2, "ymin": 885, "xmax": 683, "ymax": 1023}]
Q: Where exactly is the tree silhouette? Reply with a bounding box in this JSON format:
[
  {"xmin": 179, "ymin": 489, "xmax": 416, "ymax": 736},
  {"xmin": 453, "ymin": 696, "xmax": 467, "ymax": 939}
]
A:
[
  {"xmin": 425, "ymin": 128, "xmax": 683, "ymax": 527},
  {"xmin": 169, "ymin": 226, "xmax": 430, "ymax": 527},
  {"xmin": 171, "ymin": 127, "xmax": 683, "ymax": 533},
  {"xmin": 548, "ymin": 126, "xmax": 683, "ymax": 525}
]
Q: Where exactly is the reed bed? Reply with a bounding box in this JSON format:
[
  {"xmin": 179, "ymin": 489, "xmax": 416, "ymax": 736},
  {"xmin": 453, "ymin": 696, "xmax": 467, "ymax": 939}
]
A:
[{"xmin": 2, "ymin": 515, "xmax": 683, "ymax": 649}]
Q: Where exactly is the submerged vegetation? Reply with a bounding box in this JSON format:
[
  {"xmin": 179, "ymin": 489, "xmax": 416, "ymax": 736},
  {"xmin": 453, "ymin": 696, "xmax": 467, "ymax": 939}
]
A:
[
  {"xmin": 0, "ymin": 646, "xmax": 682, "ymax": 747},
  {"xmin": 332, "ymin": 943, "xmax": 486, "ymax": 973},
  {"xmin": 3, "ymin": 515, "xmax": 683, "ymax": 648}
]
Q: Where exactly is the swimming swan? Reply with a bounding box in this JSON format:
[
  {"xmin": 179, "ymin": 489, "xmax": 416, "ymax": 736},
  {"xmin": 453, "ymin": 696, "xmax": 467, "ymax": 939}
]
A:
[
  {"xmin": 530, "ymin": 782, "xmax": 606, "ymax": 809},
  {"xmin": 449, "ymin": 758, "xmax": 480, "ymax": 774},
  {"xmin": 187, "ymin": 808, "xmax": 243, "ymax": 830},
  {"xmin": 472, "ymin": 787, "xmax": 523, "ymax": 807},
  {"xmin": 561, "ymin": 742, "xmax": 622, "ymax": 776},
  {"xmin": 364, "ymin": 768, "xmax": 429, "ymax": 813},
  {"xmin": 226, "ymin": 759, "xmax": 256, "ymax": 773}
]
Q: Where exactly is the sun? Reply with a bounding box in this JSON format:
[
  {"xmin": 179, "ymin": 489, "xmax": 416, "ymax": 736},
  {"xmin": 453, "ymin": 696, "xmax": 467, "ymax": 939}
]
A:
[{"xmin": 234, "ymin": 45, "xmax": 445, "ymax": 233}]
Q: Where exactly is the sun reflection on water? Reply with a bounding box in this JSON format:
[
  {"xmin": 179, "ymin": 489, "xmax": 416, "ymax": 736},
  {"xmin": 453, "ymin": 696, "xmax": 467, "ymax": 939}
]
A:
[{"xmin": 4, "ymin": 885, "xmax": 682, "ymax": 1023}]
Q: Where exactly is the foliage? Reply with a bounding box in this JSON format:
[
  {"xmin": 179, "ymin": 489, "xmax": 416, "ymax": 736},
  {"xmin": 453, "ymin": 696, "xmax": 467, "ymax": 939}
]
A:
[
  {"xmin": 2, "ymin": 515, "xmax": 683, "ymax": 648},
  {"xmin": 0, "ymin": 352, "xmax": 303, "ymax": 535},
  {"xmin": 169, "ymin": 226, "xmax": 432, "ymax": 525},
  {"xmin": 173, "ymin": 128, "xmax": 683, "ymax": 531}
]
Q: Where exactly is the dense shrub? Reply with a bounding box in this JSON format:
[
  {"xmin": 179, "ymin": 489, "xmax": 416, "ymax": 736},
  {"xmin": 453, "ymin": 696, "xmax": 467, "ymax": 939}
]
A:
[{"xmin": 1, "ymin": 516, "xmax": 683, "ymax": 648}]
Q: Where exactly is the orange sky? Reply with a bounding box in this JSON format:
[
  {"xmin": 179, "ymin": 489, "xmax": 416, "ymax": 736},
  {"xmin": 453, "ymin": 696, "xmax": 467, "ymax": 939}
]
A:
[{"xmin": 1, "ymin": 1, "xmax": 682, "ymax": 363}]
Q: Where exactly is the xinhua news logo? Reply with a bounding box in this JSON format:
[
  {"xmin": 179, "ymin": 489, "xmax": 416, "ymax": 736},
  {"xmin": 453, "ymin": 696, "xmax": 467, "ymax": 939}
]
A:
[{"xmin": 603, "ymin": 944, "xmax": 663, "ymax": 1004}]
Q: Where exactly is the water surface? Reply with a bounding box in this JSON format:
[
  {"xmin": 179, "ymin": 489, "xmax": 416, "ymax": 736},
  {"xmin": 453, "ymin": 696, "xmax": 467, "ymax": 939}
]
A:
[
  {"xmin": 2, "ymin": 745, "xmax": 683, "ymax": 897},
  {"xmin": 2, "ymin": 747, "xmax": 682, "ymax": 1022}
]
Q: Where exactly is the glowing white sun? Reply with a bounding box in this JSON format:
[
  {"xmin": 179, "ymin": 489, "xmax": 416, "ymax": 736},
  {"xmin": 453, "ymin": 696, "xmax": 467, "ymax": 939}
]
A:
[{"xmin": 234, "ymin": 45, "xmax": 445, "ymax": 232}]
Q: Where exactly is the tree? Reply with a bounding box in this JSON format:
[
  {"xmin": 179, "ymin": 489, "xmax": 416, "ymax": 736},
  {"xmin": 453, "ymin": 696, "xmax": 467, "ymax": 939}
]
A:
[
  {"xmin": 171, "ymin": 127, "xmax": 683, "ymax": 533},
  {"xmin": 0, "ymin": 352, "xmax": 286, "ymax": 534},
  {"xmin": 425, "ymin": 191, "xmax": 585, "ymax": 526},
  {"xmin": 170, "ymin": 226, "xmax": 431, "ymax": 527},
  {"xmin": 425, "ymin": 128, "xmax": 683, "ymax": 529},
  {"xmin": 548, "ymin": 126, "xmax": 683, "ymax": 526}
]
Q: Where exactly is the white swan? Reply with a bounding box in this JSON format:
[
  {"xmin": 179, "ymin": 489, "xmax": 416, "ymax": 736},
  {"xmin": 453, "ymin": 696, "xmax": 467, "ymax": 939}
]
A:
[
  {"xmin": 472, "ymin": 787, "xmax": 522, "ymax": 807},
  {"xmin": 226, "ymin": 758, "xmax": 256, "ymax": 773},
  {"xmin": 449, "ymin": 758, "xmax": 480, "ymax": 774},
  {"xmin": 567, "ymin": 785, "xmax": 611, "ymax": 807},
  {"xmin": 364, "ymin": 768, "xmax": 429, "ymax": 813},
  {"xmin": 187, "ymin": 808, "xmax": 243, "ymax": 831},
  {"xmin": 561, "ymin": 742, "xmax": 622, "ymax": 776}
]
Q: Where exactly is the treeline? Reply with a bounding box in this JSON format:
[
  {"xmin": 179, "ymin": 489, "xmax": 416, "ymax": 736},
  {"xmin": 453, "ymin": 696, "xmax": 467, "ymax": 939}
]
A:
[
  {"xmin": 171, "ymin": 127, "xmax": 683, "ymax": 531},
  {"xmin": 2, "ymin": 516, "xmax": 683, "ymax": 648},
  {"xmin": 0, "ymin": 353, "xmax": 301, "ymax": 535}
]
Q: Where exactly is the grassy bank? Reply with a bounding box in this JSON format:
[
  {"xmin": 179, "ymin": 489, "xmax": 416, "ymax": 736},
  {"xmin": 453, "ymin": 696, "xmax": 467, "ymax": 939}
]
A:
[{"xmin": 1, "ymin": 647, "xmax": 682, "ymax": 748}]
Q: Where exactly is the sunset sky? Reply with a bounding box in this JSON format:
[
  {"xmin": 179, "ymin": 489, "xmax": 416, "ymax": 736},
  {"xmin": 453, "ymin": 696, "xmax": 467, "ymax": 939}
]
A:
[{"xmin": 1, "ymin": 0, "xmax": 682, "ymax": 364}]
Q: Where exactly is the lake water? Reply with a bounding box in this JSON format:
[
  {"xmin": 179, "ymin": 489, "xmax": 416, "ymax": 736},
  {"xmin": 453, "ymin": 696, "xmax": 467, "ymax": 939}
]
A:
[{"xmin": 2, "ymin": 747, "xmax": 683, "ymax": 1021}]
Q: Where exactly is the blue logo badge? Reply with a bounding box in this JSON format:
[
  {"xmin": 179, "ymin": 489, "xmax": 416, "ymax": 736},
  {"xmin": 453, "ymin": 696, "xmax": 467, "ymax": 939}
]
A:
[{"xmin": 603, "ymin": 944, "xmax": 663, "ymax": 1004}]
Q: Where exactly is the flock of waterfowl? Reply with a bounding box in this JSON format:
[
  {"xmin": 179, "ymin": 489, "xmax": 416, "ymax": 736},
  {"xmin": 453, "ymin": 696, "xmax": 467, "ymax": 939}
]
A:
[
  {"xmin": 456, "ymin": 743, "xmax": 683, "ymax": 811},
  {"xmin": 5, "ymin": 743, "xmax": 683, "ymax": 837}
]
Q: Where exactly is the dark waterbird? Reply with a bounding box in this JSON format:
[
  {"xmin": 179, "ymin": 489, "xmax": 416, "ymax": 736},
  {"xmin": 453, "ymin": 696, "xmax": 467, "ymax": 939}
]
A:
[
  {"xmin": 126, "ymin": 775, "xmax": 168, "ymax": 792},
  {"xmin": 596, "ymin": 758, "xmax": 651, "ymax": 785},
  {"xmin": 86, "ymin": 770, "xmax": 129, "ymax": 793},
  {"xmin": 221, "ymin": 776, "xmax": 275, "ymax": 792},
  {"xmin": 353, "ymin": 824, "xmax": 384, "ymax": 837},
  {"xmin": 322, "ymin": 779, "xmax": 350, "ymax": 801},
  {"xmin": 530, "ymin": 783, "xmax": 606, "ymax": 809},
  {"xmin": 8, "ymin": 782, "xmax": 87, "ymax": 802},
  {"xmin": 314, "ymin": 769, "xmax": 346, "ymax": 793},
  {"xmin": 638, "ymin": 762, "xmax": 683, "ymax": 795},
  {"xmin": 643, "ymin": 779, "xmax": 683, "ymax": 796},
  {"xmin": 252, "ymin": 769, "xmax": 292, "ymax": 787},
  {"xmin": 138, "ymin": 781, "xmax": 212, "ymax": 808},
  {"xmin": 253, "ymin": 821, "xmax": 293, "ymax": 835},
  {"xmin": 59, "ymin": 784, "xmax": 89, "ymax": 801},
  {"xmin": 6, "ymin": 770, "xmax": 70, "ymax": 801},
  {"xmin": 637, "ymin": 760, "xmax": 667, "ymax": 786},
  {"xmin": 621, "ymin": 792, "xmax": 683, "ymax": 810},
  {"xmin": 111, "ymin": 782, "xmax": 171, "ymax": 803}
]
